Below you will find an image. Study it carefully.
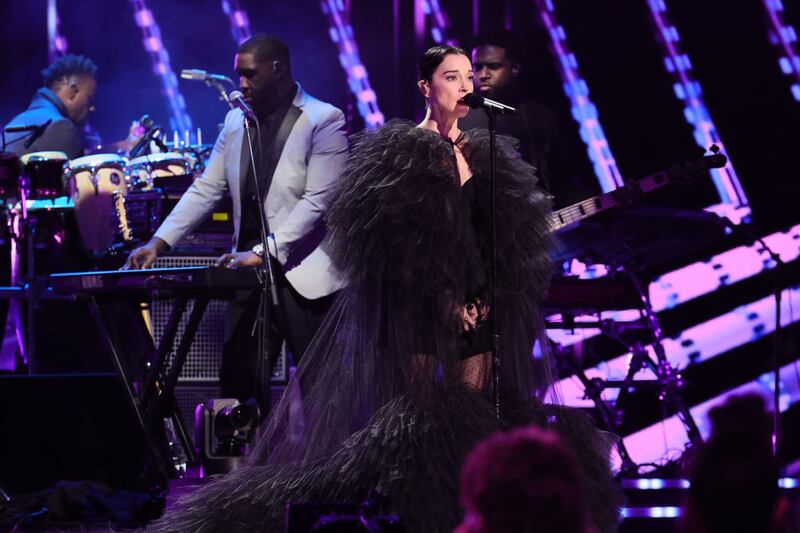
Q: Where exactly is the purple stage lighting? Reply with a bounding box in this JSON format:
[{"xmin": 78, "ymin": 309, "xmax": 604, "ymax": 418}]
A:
[
  {"xmin": 547, "ymin": 223, "xmax": 800, "ymax": 350},
  {"xmin": 47, "ymin": 0, "xmax": 68, "ymax": 63},
  {"xmin": 646, "ymin": 0, "xmax": 748, "ymax": 209},
  {"xmin": 320, "ymin": 0, "xmax": 385, "ymax": 129},
  {"xmin": 763, "ymin": 0, "xmax": 800, "ymax": 101},
  {"xmin": 221, "ymin": 0, "xmax": 252, "ymax": 45},
  {"xmin": 533, "ymin": 0, "xmax": 624, "ymax": 193},
  {"xmin": 614, "ymin": 357, "xmax": 800, "ymax": 472},
  {"xmin": 554, "ymin": 282, "xmax": 800, "ymax": 407},
  {"xmin": 130, "ymin": 0, "xmax": 193, "ymax": 135},
  {"xmin": 420, "ymin": 0, "xmax": 458, "ymax": 46}
]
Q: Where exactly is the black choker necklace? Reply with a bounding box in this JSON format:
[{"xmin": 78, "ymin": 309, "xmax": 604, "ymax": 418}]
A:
[{"xmin": 447, "ymin": 131, "xmax": 466, "ymax": 146}]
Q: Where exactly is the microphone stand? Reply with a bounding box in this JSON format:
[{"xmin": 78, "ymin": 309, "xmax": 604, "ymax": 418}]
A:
[
  {"xmin": 241, "ymin": 114, "xmax": 281, "ymax": 419},
  {"xmin": 207, "ymin": 78, "xmax": 234, "ymax": 108},
  {"xmin": 484, "ymin": 107, "xmax": 502, "ymax": 420},
  {"xmin": 720, "ymin": 217, "xmax": 785, "ymax": 463}
]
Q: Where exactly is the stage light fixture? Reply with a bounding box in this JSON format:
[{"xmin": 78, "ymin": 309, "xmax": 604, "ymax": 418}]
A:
[{"xmin": 196, "ymin": 398, "xmax": 259, "ymax": 475}]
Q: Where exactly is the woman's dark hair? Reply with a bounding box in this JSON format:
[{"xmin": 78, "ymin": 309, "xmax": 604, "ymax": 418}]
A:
[{"xmin": 418, "ymin": 45, "xmax": 470, "ymax": 82}]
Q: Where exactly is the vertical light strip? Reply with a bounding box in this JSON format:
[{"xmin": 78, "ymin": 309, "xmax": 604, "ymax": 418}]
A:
[
  {"xmin": 763, "ymin": 0, "xmax": 800, "ymax": 101},
  {"xmin": 646, "ymin": 0, "xmax": 748, "ymax": 209},
  {"xmin": 414, "ymin": 0, "xmax": 426, "ymax": 56},
  {"xmin": 320, "ymin": 0, "xmax": 385, "ymax": 129},
  {"xmin": 130, "ymin": 0, "xmax": 193, "ymax": 134},
  {"xmin": 47, "ymin": 0, "xmax": 68, "ymax": 63},
  {"xmin": 423, "ymin": 0, "xmax": 458, "ymax": 46},
  {"xmin": 220, "ymin": 0, "xmax": 252, "ymax": 45},
  {"xmin": 533, "ymin": 0, "xmax": 624, "ymax": 192},
  {"xmin": 393, "ymin": 0, "xmax": 401, "ymax": 116}
]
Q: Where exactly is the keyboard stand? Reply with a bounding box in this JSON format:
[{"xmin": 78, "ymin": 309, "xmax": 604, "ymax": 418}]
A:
[{"xmin": 82, "ymin": 292, "xmax": 214, "ymax": 480}]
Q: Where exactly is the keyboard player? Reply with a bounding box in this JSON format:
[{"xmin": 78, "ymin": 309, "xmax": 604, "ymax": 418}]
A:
[{"xmin": 123, "ymin": 34, "xmax": 348, "ymax": 413}]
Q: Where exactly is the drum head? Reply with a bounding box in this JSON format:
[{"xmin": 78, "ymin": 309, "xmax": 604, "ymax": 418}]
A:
[
  {"xmin": 67, "ymin": 153, "xmax": 126, "ymax": 172},
  {"xmin": 128, "ymin": 152, "xmax": 185, "ymax": 166},
  {"xmin": 128, "ymin": 152, "xmax": 190, "ymax": 191},
  {"xmin": 20, "ymin": 151, "xmax": 68, "ymax": 165}
]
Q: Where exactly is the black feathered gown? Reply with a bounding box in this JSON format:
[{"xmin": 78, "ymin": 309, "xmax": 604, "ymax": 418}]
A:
[{"xmin": 149, "ymin": 120, "xmax": 622, "ymax": 533}]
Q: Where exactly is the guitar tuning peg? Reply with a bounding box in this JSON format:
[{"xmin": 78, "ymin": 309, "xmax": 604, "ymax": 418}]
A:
[{"xmin": 709, "ymin": 144, "xmax": 720, "ymax": 154}]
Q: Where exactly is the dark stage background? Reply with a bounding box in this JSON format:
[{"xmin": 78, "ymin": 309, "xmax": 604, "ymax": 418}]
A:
[{"xmin": 1, "ymin": 0, "xmax": 799, "ymax": 225}]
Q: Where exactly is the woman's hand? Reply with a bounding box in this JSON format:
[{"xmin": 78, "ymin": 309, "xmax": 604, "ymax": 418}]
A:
[{"xmin": 457, "ymin": 298, "xmax": 490, "ymax": 332}]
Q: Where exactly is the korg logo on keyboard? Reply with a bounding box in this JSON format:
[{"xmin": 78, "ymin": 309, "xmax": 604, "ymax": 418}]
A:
[{"xmin": 81, "ymin": 275, "xmax": 102, "ymax": 290}]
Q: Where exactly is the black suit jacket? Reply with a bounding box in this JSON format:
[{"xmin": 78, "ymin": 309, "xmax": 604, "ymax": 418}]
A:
[{"xmin": 4, "ymin": 88, "xmax": 83, "ymax": 159}]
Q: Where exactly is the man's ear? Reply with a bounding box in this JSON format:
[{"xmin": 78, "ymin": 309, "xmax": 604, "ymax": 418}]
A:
[
  {"xmin": 66, "ymin": 79, "xmax": 80, "ymax": 101},
  {"xmin": 511, "ymin": 63, "xmax": 521, "ymax": 78},
  {"xmin": 273, "ymin": 60, "xmax": 288, "ymax": 80},
  {"xmin": 417, "ymin": 79, "xmax": 430, "ymax": 98}
]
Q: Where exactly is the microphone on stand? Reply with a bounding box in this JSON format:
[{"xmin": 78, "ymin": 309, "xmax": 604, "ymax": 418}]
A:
[
  {"xmin": 4, "ymin": 121, "xmax": 51, "ymax": 134},
  {"xmin": 180, "ymin": 69, "xmax": 235, "ymax": 87},
  {"xmin": 459, "ymin": 93, "xmax": 516, "ymax": 115},
  {"xmin": 22, "ymin": 119, "xmax": 54, "ymax": 149},
  {"xmin": 228, "ymin": 91, "xmax": 256, "ymax": 121},
  {"xmin": 128, "ymin": 114, "xmax": 164, "ymax": 157},
  {"xmin": 182, "ymin": 69, "xmax": 235, "ymax": 108}
]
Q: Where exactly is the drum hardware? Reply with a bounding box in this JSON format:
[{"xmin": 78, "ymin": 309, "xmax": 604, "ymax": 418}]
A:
[
  {"xmin": 544, "ymin": 151, "xmax": 730, "ymax": 475},
  {"xmin": 0, "ymin": 151, "xmax": 73, "ymax": 373},
  {"xmin": 113, "ymin": 189, "xmax": 134, "ymax": 243},
  {"xmin": 550, "ymin": 255, "xmax": 707, "ymax": 476},
  {"xmin": 90, "ymin": 166, "xmax": 99, "ymax": 195}
]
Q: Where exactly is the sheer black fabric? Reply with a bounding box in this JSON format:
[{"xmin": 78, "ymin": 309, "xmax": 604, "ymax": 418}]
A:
[
  {"xmin": 247, "ymin": 120, "xmax": 554, "ymax": 467},
  {"xmin": 149, "ymin": 120, "xmax": 621, "ymax": 533}
]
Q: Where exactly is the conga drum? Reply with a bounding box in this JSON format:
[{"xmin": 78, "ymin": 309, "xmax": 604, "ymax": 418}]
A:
[{"xmin": 65, "ymin": 154, "xmax": 129, "ymax": 253}]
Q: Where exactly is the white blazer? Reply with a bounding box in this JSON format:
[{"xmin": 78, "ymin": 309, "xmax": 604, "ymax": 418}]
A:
[{"xmin": 154, "ymin": 84, "xmax": 348, "ymax": 299}]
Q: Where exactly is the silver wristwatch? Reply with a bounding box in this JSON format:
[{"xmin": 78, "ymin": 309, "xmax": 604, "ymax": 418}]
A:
[{"xmin": 251, "ymin": 243, "xmax": 265, "ymax": 257}]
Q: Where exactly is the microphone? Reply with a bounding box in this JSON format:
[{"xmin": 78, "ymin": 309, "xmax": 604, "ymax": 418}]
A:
[
  {"xmin": 459, "ymin": 93, "xmax": 516, "ymax": 115},
  {"xmin": 129, "ymin": 115, "xmax": 162, "ymax": 157},
  {"xmin": 4, "ymin": 122, "xmax": 50, "ymax": 134},
  {"xmin": 181, "ymin": 69, "xmax": 234, "ymax": 86},
  {"xmin": 228, "ymin": 90, "xmax": 256, "ymax": 121},
  {"xmin": 22, "ymin": 119, "xmax": 54, "ymax": 149}
]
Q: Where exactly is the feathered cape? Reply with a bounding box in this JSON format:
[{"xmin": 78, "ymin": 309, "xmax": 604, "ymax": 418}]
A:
[{"xmin": 149, "ymin": 120, "xmax": 621, "ymax": 533}]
